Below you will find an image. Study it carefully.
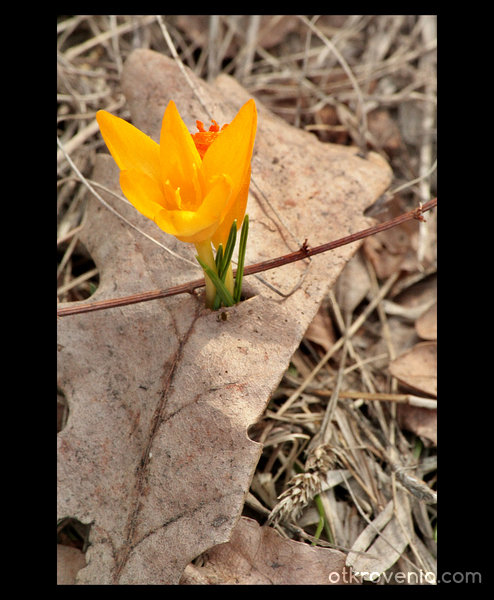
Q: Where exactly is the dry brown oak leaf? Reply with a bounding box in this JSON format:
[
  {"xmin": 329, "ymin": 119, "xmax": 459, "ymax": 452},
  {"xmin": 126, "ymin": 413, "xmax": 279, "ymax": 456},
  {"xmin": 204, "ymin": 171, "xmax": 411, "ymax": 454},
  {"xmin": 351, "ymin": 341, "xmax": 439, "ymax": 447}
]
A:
[
  {"xmin": 57, "ymin": 49, "xmax": 391, "ymax": 585},
  {"xmin": 180, "ymin": 516, "xmax": 353, "ymax": 585}
]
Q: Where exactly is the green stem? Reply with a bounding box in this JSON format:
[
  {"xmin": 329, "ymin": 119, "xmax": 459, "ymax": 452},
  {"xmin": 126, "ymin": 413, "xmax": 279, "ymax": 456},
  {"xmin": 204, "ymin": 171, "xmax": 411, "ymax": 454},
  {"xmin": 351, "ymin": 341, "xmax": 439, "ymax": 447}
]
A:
[
  {"xmin": 312, "ymin": 494, "xmax": 334, "ymax": 545},
  {"xmin": 194, "ymin": 240, "xmax": 217, "ymax": 309}
]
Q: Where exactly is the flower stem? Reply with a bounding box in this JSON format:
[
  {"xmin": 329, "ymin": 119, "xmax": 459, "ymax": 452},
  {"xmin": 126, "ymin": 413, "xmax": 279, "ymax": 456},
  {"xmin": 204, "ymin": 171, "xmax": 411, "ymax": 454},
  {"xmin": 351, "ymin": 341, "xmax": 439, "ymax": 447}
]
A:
[{"xmin": 194, "ymin": 240, "xmax": 217, "ymax": 308}]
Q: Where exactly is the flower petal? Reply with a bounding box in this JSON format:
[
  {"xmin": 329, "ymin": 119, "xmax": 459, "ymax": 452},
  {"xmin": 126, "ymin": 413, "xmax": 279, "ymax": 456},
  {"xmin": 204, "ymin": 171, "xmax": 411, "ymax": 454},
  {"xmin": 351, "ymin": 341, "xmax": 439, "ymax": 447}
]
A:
[
  {"xmin": 96, "ymin": 111, "xmax": 161, "ymax": 184},
  {"xmin": 160, "ymin": 101, "xmax": 203, "ymax": 210},
  {"xmin": 155, "ymin": 173, "xmax": 232, "ymax": 243},
  {"xmin": 211, "ymin": 166, "xmax": 250, "ymax": 249},
  {"xmin": 202, "ymin": 99, "xmax": 257, "ymax": 212},
  {"xmin": 119, "ymin": 169, "xmax": 166, "ymax": 221}
]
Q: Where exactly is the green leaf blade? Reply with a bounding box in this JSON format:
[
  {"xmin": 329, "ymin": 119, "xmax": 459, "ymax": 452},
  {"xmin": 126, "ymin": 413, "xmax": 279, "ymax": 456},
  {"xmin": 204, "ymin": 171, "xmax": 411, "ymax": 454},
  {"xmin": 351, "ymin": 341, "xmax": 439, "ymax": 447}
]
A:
[{"xmin": 234, "ymin": 215, "xmax": 249, "ymax": 304}]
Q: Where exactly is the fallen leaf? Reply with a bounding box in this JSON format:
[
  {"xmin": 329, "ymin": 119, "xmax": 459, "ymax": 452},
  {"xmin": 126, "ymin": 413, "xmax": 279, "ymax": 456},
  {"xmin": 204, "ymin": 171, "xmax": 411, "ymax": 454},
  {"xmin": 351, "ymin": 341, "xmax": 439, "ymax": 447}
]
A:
[
  {"xmin": 334, "ymin": 251, "xmax": 371, "ymax": 315},
  {"xmin": 415, "ymin": 301, "xmax": 437, "ymax": 340},
  {"xmin": 392, "ymin": 273, "xmax": 437, "ymax": 307},
  {"xmin": 388, "ymin": 341, "xmax": 437, "ymax": 397},
  {"xmin": 397, "ymin": 404, "xmax": 437, "ymax": 446},
  {"xmin": 57, "ymin": 49, "xmax": 391, "ymax": 584},
  {"xmin": 180, "ymin": 516, "xmax": 353, "ymax": 585},
  {"xmin": 57, "ymin": 545, "xmax": 86, "ymax": 585},
  {"xmin": 304, "ymin": 303, "xmax": 336, "ymax": 353}
]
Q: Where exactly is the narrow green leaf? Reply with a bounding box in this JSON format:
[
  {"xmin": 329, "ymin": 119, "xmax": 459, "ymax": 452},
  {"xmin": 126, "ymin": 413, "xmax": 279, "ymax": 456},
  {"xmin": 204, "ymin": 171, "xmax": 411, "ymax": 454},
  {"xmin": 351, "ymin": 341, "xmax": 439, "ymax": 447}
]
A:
[
  {"xmin": 213, "ymin": 220, "xmax": 238, "ymax": 309},
  {"xmin": 233, "ymin": 214, "xmax": 249, "ymax": 303},
  {"xmin": 196, "ymin": 256, "xmax": 234, "ymax": 307},
  {"xmin": 312, "ymin": 494, "xmax": 334, "ymax": 545},
  {"xmin": 212, "ymin": 291, "xmax": 222, "ymax": 311},
  {"xmin": 215, "ymin": 243, "xmax": 224, "ymax": 271},
  {"xmin": 218, "ymin": 219, "xmax": 237, "ymax": 280}
]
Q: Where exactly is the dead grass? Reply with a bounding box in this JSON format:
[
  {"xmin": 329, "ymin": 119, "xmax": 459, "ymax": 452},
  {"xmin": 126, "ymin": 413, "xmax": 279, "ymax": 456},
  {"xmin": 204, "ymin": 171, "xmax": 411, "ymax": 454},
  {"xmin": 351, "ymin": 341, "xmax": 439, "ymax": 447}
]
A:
[{"xmin": 57, "ymin": 15, "xmax": 437, "ymax": 584}]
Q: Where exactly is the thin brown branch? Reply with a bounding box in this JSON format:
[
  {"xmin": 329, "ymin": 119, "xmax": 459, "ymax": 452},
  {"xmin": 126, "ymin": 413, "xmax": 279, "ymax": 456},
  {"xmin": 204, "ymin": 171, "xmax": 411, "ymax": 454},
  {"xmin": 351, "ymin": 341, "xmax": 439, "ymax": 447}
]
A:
[{"xmin": 57, "ymin": 198, "xmax": 436, "ymax": 317}]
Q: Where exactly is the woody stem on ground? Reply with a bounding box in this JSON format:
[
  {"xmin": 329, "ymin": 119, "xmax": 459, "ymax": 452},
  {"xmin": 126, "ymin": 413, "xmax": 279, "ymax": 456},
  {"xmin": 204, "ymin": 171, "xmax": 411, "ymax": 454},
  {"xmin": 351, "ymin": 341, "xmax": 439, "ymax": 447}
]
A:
[{"xmin": 57, "ymin": 198, "xmax": 437, "ymax": 317}]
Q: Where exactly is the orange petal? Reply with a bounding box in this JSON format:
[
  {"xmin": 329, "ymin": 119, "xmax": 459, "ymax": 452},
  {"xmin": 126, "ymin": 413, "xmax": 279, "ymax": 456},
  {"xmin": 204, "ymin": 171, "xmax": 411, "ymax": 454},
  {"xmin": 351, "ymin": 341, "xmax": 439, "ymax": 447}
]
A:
[
  {"xmin": 119, "ymin": 169, "xmax": 166, "ymax": 221},
  {"xmin": 202, "ymin": 99, "xmax": 257, "ymax": 210},
  {"xmin": 159, "ymin": 101, "xmax": 203, "ymax": 209},
  {"xmin": 211, "ymin": 166, "xmax": 250, "ymax": 249},
  {"xmin": 155, "ymin": 174, "xmax": 232, "ymax": 243},
  {"xmin": 96, "ymin": 111, "xmax": 161, "ymax": 184}
]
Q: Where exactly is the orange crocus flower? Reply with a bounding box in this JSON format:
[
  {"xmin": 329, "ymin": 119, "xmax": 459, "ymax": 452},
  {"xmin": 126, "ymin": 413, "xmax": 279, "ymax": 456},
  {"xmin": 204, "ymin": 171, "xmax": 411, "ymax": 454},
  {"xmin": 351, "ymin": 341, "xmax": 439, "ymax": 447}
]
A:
[
  {"xmin": 96, "ymin": 99, "xmax": 257, "ymax": 307},
  {"xmin": 96, "ymin": 100, "xmax": 256, "ymax": 247}
]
